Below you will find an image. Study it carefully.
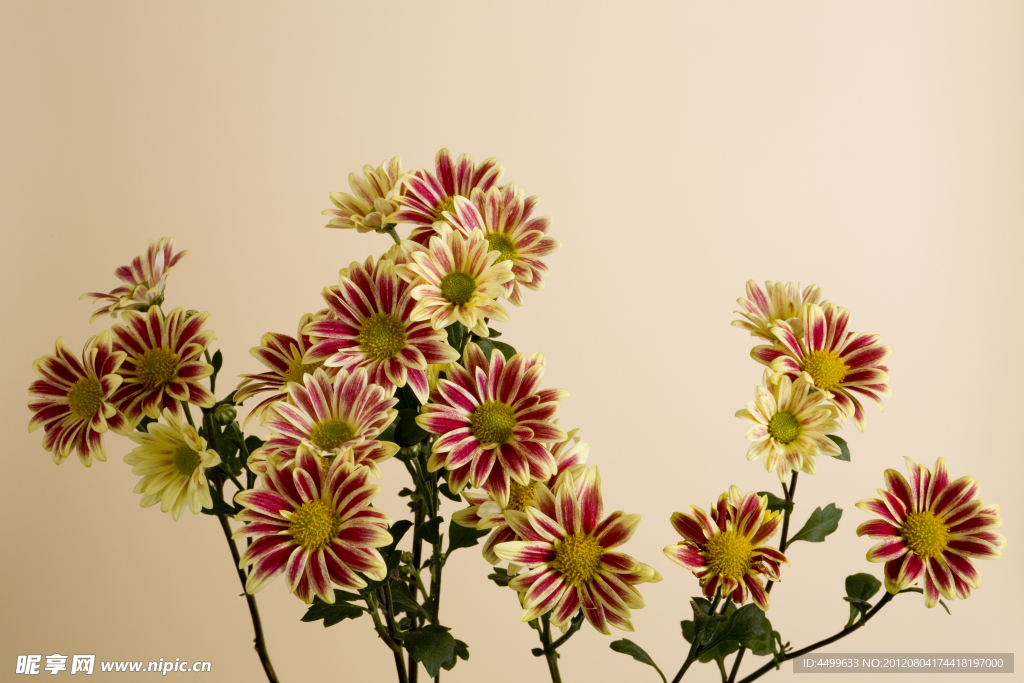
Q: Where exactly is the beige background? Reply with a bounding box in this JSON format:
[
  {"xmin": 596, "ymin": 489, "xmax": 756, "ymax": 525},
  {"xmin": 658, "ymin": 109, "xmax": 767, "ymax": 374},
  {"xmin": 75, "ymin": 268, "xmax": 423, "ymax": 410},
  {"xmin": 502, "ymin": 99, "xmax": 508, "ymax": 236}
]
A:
[{"xmin": 2, "ymin": 2, "xmax": 1022, "ymax": 682}]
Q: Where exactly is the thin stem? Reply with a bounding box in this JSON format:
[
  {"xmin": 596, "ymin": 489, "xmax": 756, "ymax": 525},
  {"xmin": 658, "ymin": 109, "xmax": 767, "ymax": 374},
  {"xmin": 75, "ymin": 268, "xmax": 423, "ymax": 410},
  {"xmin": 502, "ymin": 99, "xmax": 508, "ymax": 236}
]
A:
[
  {"xmin": 538, "ymin": 614, "xmax": 563, "ymax": 683},
  {"xmin": 216, "ymin": 514, "xmax": 278, "ymax": 683},
  {"xmin": 380, "ymin": 585, "xmax": 409, "ymax": 683},
  {"xmin": 204, "ymin": 349, "xmax": 218, "ymax": 394},
  {"xmin": 545, "ymin": 613, "xmax": 584, "ymax": 653},
  {"xmin": 672, "ymin": 588, "xmax": 722, "ymax": 683},
  {"xmin": 736, "ymin": 592, "xmax": 895, "ymax": 683},
  {"xmin": 181, "ymin": 401, "xmax": 195, "ymax": 428},
  {"xmin": 386, "ymin": 227, "xmax": 402, "ymax": 245}
]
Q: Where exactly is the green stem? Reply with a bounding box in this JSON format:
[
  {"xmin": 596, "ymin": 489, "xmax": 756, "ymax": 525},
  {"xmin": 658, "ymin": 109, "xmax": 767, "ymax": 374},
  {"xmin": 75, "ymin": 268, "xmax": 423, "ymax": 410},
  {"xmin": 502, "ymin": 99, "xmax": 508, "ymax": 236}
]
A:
[
  {"xmin": 380, "ymin": 584, "xmax": 409, "ymax": 683},
  {"xmin": 386, "ymin": 227, "xmax": 402, "ymax": 245},
  {"xmin": 672, "ymin": 589, "xmax": 722, "ymax": 683},
  {"xmin": 736, "ymin": 592, "xmax": 895, "ymax": 683},
  {"xmin": 216, "ymin": 514, "xmax": 278, "ymax": 683},
  {"xmin": 204, "ymin": 349, "xmax": 217, "ymax": 394},
  {"xmin": 181, "ymin": 401, "xmax": 195, "ymax": 428},
  {"xmin": 538, "ymin": 614, "xmax": 563, "ymax": 683},
  {"xmin": 544, "ymin": 612, "xmax": 584, "ymax": 653}
]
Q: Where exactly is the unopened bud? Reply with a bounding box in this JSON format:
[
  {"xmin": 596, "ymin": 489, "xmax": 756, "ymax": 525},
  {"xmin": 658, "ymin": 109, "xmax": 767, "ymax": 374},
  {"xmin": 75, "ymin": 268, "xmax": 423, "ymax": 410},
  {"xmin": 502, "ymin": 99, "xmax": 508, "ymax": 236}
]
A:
[
  {"xmin": 213, "ymin": 404, "xmax": 236, "ymax": 425},
  {"xmin": 184, "ymin": 309, "xmax": 198, "ymax": 319}
]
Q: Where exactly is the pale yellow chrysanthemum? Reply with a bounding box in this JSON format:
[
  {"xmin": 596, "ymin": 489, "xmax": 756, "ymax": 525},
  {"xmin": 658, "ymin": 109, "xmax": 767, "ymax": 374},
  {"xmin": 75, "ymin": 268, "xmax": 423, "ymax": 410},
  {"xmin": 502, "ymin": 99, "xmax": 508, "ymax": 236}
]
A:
[
  {"xmin": 323, "ymin": 157, "xmax": 404, "ymax": 233},
  {"xmin": 736, "ymin": 371, "xmax": 842, "ymax": 480},
  {"xmin": 124, "ymin": 408, "xmax": 221, "ymax": 520},
  {"xmin": 732, "ymin": 280, "xmax": 823, "ymax": 342}
]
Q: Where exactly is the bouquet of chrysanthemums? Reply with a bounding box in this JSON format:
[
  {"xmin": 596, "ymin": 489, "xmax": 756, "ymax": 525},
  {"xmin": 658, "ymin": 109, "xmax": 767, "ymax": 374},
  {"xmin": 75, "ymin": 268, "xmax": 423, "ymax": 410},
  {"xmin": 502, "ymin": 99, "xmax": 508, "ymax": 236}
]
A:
[{"xmin": 28, "ymin": 149, "xmax": 1006, "ymax": 683}]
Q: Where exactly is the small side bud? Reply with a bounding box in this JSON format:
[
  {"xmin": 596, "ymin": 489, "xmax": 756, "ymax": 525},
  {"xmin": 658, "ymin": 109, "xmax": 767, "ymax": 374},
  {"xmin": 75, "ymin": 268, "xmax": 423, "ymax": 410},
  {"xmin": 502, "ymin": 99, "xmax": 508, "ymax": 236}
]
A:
[{"xmin": 213, "ymin": 404, "xmax": 236, "ymax": 425}]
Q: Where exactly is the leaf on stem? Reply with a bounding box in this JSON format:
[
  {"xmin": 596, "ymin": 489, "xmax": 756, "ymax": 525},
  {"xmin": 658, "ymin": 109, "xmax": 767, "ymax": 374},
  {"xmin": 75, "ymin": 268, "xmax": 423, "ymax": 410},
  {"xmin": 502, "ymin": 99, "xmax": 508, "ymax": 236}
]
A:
[
  {"xmin": 404, "ymin": 624, "xmax": 466, "ymax": 676},
  {"xmin": 843, "ymin": 573, "xmax": 882, "ymax": 624},
  {"xmin": 757, "ymin": 491, "xmax": 793, "ymax": 515},
  {"xmin": 438, "ymin": 482, "xmax": 462, "ymax": 502},
  {"xmin": 389, "ymin": 585, "xmax": 428, "ymax": 619},
  {"xmin": 475, "ymin": 339, "xmax": 517, "ymax": 362},
  {"xmin": 395, "ymin": 408, "xmax": 430, "ymax": 447},
  {"xmin": 788, "ymin": 503, "xmax": 843, "ymax": 544},
  {"xmin": 301, "ymin": 591, "xmax": 365, "ymax": 626},
  {"xmin": 826, "ymin": 434, "xmax": 851, "ymax": 462},
  {"xmin": 487, "ymin": 567, "xmax": 515, "ymax": 587},
  {"xmin": 446, "ymin": 519, "xmax": 489, "ymax": 556},
  {"xmin": 211, "ymin": 350, "xmax": 223, "ymax": 374},
  {"xmin": 608, "ymin": 639, "xmax": 667, "ymax": 683}
]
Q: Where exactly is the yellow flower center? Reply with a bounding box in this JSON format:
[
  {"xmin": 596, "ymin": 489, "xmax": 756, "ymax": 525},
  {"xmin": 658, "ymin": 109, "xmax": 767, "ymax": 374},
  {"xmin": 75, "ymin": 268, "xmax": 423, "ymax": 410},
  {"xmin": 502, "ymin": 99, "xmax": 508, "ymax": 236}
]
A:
[
  {"xmin": 801, "ymin": 349, "xmax": 849, "ymax": 392},
  {"xmin": 309, "ymin": 419, "xmax": 355, "ymax": 451},
  {"xmin": 439, "ymin": 272, "xmax": 477, "ymax": 306},
  {"xmin": 66, "ymin": 377, "xmax": 104, "ymax": 420},
  {"xmin": 767, "ymin": 411, "xmax": 800, "ymax": 444},
  {"xmin": 470, "ymin": 401, "xmax": 517, "ymax": 445},
  {"xmin": 290, "ymin": 498, "xmax": 341, "ymax": 551},
  {"xmin": 506, "ymin": 480, "xmax": 537, "ymax": 512},
  {"xmin": 485, "ymin": 232, "xmax": 517, "ymax": 263},
  {"xmin": 705, "ymin": 530, "xmax": 755, "ymax": 580},
  {"xmin": 283, "ymin": 358, "xmax": 324, "ymax": 384},
  {"xmin": 356, "ymin": 313, "xmax": 408, "ymax": 361},
  {"xmin": 901, "ymin": 511, "xmax": 949, "ymax": 559},
  {"xmin": 553, "ymin": 533, "xmax": 604, "ymax": 587},
  {"xmin": 173, "ymin": 444, "xmax": 202, "ymax": 476},
  {"xmin": 137, "ymin": 347, "xmax": 179, "ymax": 390},
  {"xmin": 432, "ymin": 194, "xmax": 457, "ymax": 221}
]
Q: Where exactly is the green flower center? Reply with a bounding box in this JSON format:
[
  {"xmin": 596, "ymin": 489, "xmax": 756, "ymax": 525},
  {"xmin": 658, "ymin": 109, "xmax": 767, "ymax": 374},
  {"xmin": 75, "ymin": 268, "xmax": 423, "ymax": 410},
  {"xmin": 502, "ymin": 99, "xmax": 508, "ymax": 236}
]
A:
[
  {"xmin": 801, "ymin": 349, "xmax": 849, "ymax": 392},
  {"xmin": 432, "ymin": 194, "xmax": 458, "ymax": 222},
  {"xmin": 290, "ymin": 498, "xmax": 341, "ymax": 551},
  {"xmin": 309, "ymin": 419, "xmax": 355, "ymax": 451},
  {"xmin": 283, "ymin": 358, "xmax": 324, "ymax": 384},
  {"xmin": 138, "ymin": 347, "xmax": 179, "ymax": 390},
  {"xmin": 901, "ymin": 511, "xmax": 949, "ymax": 559},
  {"xmin": 357, "ymin": 313, "xmax": 408, "ymax": 361},
  {"xmin": 705, "ymin": 530, "xmax": 754, "ymax": 580},
  {"xmin": 485, "ymin": 232, "xmax": 517, "ymax": 263},
  {"xmin": 439, "ymin": 272, "xmax": 477, "ymax": 306},
  {"xmin": 767, "ymin": 411, "xmax": 800, "ymax": 444},
  {"xmin": 553, "ymin": 533, "xmax": 604, "ymax": 587},
  {"xmin": 469, "ymin": 401, "xmax": 517, "ymax": 445},
  {"xmin": 506, "ymin": 480, "xmax": 536, "ymax": 512},
  {"xmin": 66, "ymin": 377, "xmax": 104, "ymax": 421},
  {"xmin": 173, "ymin": 444, "xmax": 202, "ymax": 476}
]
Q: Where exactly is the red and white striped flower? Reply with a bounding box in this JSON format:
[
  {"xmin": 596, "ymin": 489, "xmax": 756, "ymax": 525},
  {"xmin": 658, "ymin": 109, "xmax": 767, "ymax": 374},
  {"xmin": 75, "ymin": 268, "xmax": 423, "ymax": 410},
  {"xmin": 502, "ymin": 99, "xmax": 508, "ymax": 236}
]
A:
[
  {"xmin": 736, "ymin": 372, "xmax": 842, "ymax": 480},
  {"xmin": 234, "ymin": 311, "xmax": 338, "ymax": 427},
  {"xmin": 417, "ymin": 343, "xmax": 568, "ymax": 505},
  {"xmin": 447, "ymin": 185, "xmax": 561, "ymax": 306},
  {"xmin": 234, "ymin": 444, "xmax": 393, "ymax": 604},
  {"xmin": 302, "ymin": 255, "xmax": 460, "ymax": 404},
  {"xmin": 664, "ymin": 487, "xmax": 788, "ymax": 612},
  {"xmin": 453, "ymin": 426, "xmax": 590, "ymax": 565},
  {"xmin": 732, "ymin": 280, "xmax": 823, "ymax": 342},
  {"xmin": 494, "ymin": 469, "xmax": 661, "ymax": 634},
  {"xmin": 397, "ymin": 225, "xmax": 513, "ymax": 337},
  {"xmin": 323, "ymin": 157, "xmax": 405, "ymax": 233},
  {"xmin": 28, "ymin": 331, "xmax": 131, "ymax": 466},
  {"xmin": 856, "ymin": 457, "xmax": 1006, "ymax": 608},
  {"xmin": 395, "ymin": 148, "xmax": 503, "ymax": 245},
  {"xmin": 109, "ymin": 306, "xmax": 216, "ymax": 428},
  {"xmin": 252, "ymin": 368, "xmax": 398, "ymax": 478},
  {"xmin": 753, "ymin": 302, "xmax": 891, "ymax": 431},
  {"xmin": 81, "ymin": 237, "xmax": 188, "ymax": 323}
]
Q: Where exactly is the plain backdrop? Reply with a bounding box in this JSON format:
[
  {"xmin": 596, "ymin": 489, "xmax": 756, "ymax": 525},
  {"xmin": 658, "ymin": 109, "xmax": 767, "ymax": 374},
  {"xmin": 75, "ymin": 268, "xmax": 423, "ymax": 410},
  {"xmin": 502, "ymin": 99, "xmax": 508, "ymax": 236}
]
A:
[{"xmin": 2, "ymin": 2, "xmax": 1021, "ymax": 682}]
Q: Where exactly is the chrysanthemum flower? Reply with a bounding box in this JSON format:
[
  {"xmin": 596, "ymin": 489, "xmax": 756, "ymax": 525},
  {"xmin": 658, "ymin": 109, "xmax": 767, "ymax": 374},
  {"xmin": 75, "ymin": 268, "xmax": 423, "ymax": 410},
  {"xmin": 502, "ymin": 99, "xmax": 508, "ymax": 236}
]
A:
[
  {"xmin": 736, "ymin": 372, "xmax": 842, "ymax": 480},
  {"xmin": 494, "ymin": 469, "xmax": 661, "ymax": 634},
  {"xmin": 234, "ymin": 311, "xmax": 338, "ymax": 427},
  {"xmin": 124, "ymin": 408, "xmax": 221, "ymax": 520},
  {"xmin": 732, "ymin": 280, "xmax": 823, "ymax": 342},
  {"xmin": 81, "ymin": 237, "xmax": 188, "ymax": 323},
  {"xmin": 323, "ymin": 157, "xmax": 404, "ymax": 233},
  {"xmin": 252, "ymin": 368, "xmax": 398, "ymax": 478},
  {"xmin": 234, "ymin": 444, "xmax": 393, "ymax": 604},
  {"xmin": 109, "ymin": 306, "xmax": 216, "ymax": 427},
  {"xmin": 447, "ymin": 185, "xmax": 561, "ymax": 306},
  {"xmin": 417, "ymin": 343, "xmax": 568, "ymax": 505},
  {"xmin": 397, "ymin": 225, "xmax": 513, "ymax": 336},
  {"xmin": 395, "ymin": 148, "xmax": 503, "ymax": 245},
  {"xmin": 28, "ymin": 331, "xmax": 131, "ymax": 466},
  {"xmin": 301, "ymin": 256, "xmax": 460, "ymax": 404},
  {"xmin": 664, "ymin": 487, "xmax": 788, "ymax": 611},
  {"xmin": 453, "ymin": 426, "xmax": 589, "ymax": 564},
  {"xmin": 856, "ymin": 457, "xmax": 1006, "ymax": 608},
  {"xmin": 753, "ymin": 302, "xmax": 891, "ymax": 431}
]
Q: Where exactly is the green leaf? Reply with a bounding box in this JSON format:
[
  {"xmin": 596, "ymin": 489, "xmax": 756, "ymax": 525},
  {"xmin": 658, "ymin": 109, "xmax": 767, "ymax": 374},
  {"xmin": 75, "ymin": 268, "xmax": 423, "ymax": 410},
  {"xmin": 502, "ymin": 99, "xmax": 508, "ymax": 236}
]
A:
[
  {"xmin": 898, "ymin": 587, "xmax": 951, "ymax": 615},
  {"xmin": 487, "ymin": 567, "xmax": 515, "ymax": 587},
  {"xmin": 476, "ymin": 338, "xmax": 517, "ymax": 361},
  {"xmin": 445, "ymin": 324, "xmax": 465, "ymax": 358},
  {"xmin": 712, "ymin": 604, "xmax": 769, "ymax": 649},
  {"xmin": 395, "ymin": 408, "xmax": 429, "ymax": 447},
  {"xmin": 789, "ymin": 503, "xmax": 843, "ymax": 544},
  {"xmin": 438, "ymin": 482, "xmax": 462, "ymax": 502},
  {"xmin": 301, "ymin": 592, "xmax": 365, "ymax": 627},
  {"xmin": 609, "ymin": 640, "xmax": 667, "ymax": 683},
  {"xmin": 416, "ymin": 516, "xmax": 443, "ymax": 545},
  {"xmin": 446, "ymin": 519, "xmax": 490, "ymax": 556},
  {"xmin": 382, "ymin": 520, "xmax": 414, "ymax": 562},
  {"xmin": 691, "ymin": 600, "xmax": 717, "ymax": 646},
  {"xmin": 389, "ymin": 585, "xmax": 428, "ymax": 619},
  {"xmin": 377, "ymin": 420, "xmax": 397, "ymax": 444},
  {"xmin": 404, "ymin": 624, "xmax": 459, "ymax": 677},
  {"xmin": 827, "ymin": 434, "xmax": 851, "ymax": 462},
  {"xmin": 746, "ymin": 629, "xmax": 781, "ymax": 657},
  {"xmin": 486, "ymin": 327, "xmax": 502, "ymax": 338},
  {"xmin": 136, "ymin": 415, "xmax": 158, "ymax": 433},
  {"xmin": 442, "ymin": 640, "xmax": 470, "ymax": 671},
  {"xmin": 211, "ymin": 349, "xmax": 223, "ymax": 374},
  {"xmin": 201, "ymin": 485, "xmax": 239, "ymax": 516},
  {"xmin": 845, "ymin": 572, "xmax": 882, "ymax": 622},
  {"xmin": 757, "ymin": 491, "xmax": 793, "ymax": 515},
  {"xmin": 244, "ymin": 434, "xmax": 264, "ymax": 453}
]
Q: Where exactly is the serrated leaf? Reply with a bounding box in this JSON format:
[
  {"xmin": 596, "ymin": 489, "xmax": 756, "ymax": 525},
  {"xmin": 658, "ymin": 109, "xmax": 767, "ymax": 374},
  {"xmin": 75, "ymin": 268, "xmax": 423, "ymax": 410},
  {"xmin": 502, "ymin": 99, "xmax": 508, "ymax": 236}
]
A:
[
  {"xmin": 404, "ymin": 624, "xmax": 459, "ymax": 677},
  {"xmin": 789, "ymin": 503, "xmax": 842, "ymax": 544},
  {"xmin": 488, "ymin": 567, "xmax": 515, "ymax": 587},
  {"xmin": 301, "ymin": 592, "xmax": 365, "ymax": 627},
  {"xmin": 446, "ymin": 519, "xmax": 490, "ymax": 555},
  {"xmin": 757, "ymin": 490, "xmax": 793, "ymax": 514},
  {"xmin": 441, "ymin": 640, "xmax": 469, "ymax": 671},
  {"xmin": 395, "ymin": 408, "xmax": 429, "ymax": 447},
  {"xmin": 609, "ymin": 640, "xmax": 667, "ymax": 683},
  {"xmin": 389, "ymin": 584, "xmax": 427, "ymax": 619},
  {"xmin": 416, "ymin": 516, "xmax": 443, "ymax": 545},
  {"xmin": 845, "ymin": 572, "xmax": 881, "ymax": 622},
  {"xmin": 827, "ymin": 434, "xmax": 851, "ymax": 461}
]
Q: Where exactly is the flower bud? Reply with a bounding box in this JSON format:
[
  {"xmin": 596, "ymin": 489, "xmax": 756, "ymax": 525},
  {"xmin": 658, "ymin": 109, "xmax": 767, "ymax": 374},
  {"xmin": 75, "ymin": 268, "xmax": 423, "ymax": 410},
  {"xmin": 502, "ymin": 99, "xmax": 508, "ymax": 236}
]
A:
[{"xmin": 213, "ymin": 404, "xmax": 236, "ymax": 425}]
